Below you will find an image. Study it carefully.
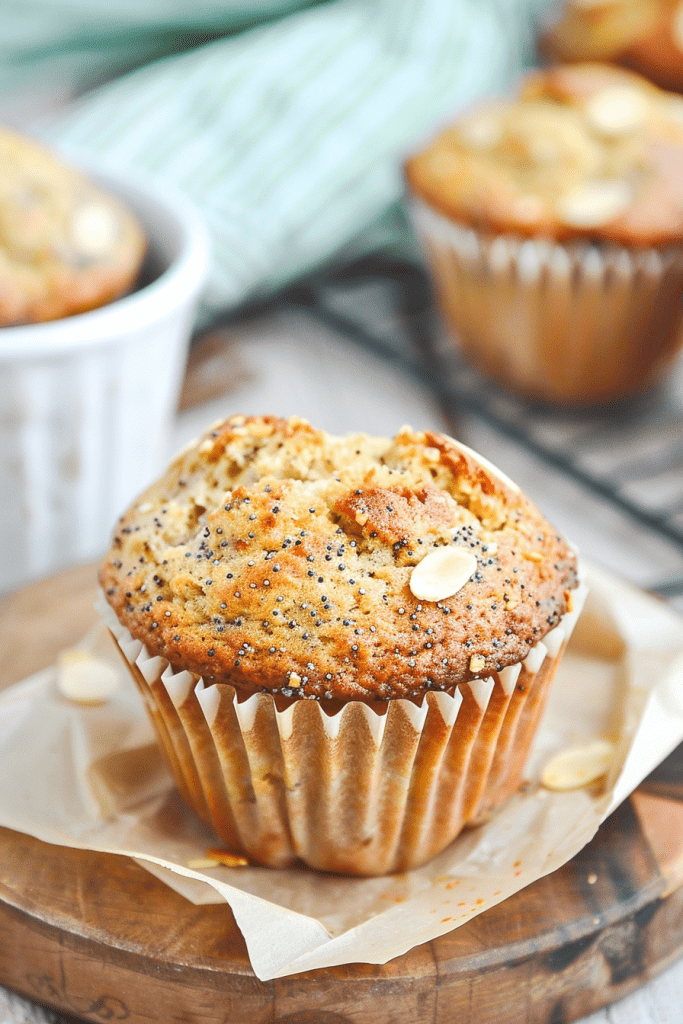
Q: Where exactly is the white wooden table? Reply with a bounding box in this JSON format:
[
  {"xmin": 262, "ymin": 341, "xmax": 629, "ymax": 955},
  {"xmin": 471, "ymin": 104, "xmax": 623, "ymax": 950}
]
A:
[{"xmin": 3, "ymin": 302, "xmax": 683, "ymax": 1023}]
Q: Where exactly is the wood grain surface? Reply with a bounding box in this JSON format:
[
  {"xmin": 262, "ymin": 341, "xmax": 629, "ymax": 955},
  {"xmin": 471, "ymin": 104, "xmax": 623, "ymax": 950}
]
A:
[{"xmin": 1, "ymin": 564, "xmax": 683, "ymax": 1024}]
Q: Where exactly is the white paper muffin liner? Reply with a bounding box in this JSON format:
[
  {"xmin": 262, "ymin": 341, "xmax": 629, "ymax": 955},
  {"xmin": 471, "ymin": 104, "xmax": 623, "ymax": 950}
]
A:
[
  {"xmin": 98, "ymin": 583, "xmax": 588, "ymax": 876},
  {"xmin": 409, "ymin": 197, "xmax": 683, "ymax": 406}
]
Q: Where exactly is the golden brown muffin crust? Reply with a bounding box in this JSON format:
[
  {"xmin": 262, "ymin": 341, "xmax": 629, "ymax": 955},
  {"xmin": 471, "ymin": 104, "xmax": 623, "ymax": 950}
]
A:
[
  {"xmin": 542, "ymin": 0, "xmax": 683, "ymax": 95},
  {"xmin": 100, "ymin": 415, "xmax": 578, "ymax": 702},
  {"xmin": 404, "ymin": 62, "xmax": 683, "ymax": 247},
  {"xmin": 0, "ymin": 125, "xmax": 146, "ymax": 326}
]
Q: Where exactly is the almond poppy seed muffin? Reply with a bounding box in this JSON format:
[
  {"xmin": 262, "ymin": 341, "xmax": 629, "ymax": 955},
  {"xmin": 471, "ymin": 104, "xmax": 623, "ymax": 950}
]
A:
[
  {"xmin": 542, "ymin": 0, "xmax": 683, "ymax": 95},
  {"xmin": 405, "ymin": 63, "xmax": 683, "ymax": 246},
  {"xmin": 99, "ymin": 414, "xmax": 584, "ymax": 875},
  {"xmin": 404, "ymin": 63, "xmax": 683, "ymax": 405}
]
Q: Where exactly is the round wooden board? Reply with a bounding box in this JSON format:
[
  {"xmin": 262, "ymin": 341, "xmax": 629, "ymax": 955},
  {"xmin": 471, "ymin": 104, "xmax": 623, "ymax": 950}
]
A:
[{"xmin": 2, "ymin": 565, "xmax": 683, "ymax": 1024}]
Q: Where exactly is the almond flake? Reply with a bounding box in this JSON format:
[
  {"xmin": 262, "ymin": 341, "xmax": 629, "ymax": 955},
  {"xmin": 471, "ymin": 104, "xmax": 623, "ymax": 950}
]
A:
[
  {"xmin": 57, "ymin": 650, "xmax": 120, "ymax": 705},
  {"xmin": 541, "ymin": 739, "xmax": 615, "ymax": 791},
  {"xmin": 469, "ymin": 654, "xmax": 486, "ymax": 673},
  {"xmin": 187, "ymin": 857, "xmax": 221, "ymax": 870},
  {"xmin": 249, "ymin": 421, "xmax": 274, "ymax": 437},
  {"xmin": 585, "ymin": 86, "xmax": 649, "ymax": 136},
  {"xmin": 70, "ymin": 202, "xmax": 118, "ymax": 256},
  {"xmin": 556, "ymin": 180, "xmax": 632, "ymax": 228},
  {"xmin": 409, "ymin": 546, "xmax": 478, "ymax": 602},
  {"xmin": 289, "ymin": 672, "xmax": 302, "ymax": 687}
]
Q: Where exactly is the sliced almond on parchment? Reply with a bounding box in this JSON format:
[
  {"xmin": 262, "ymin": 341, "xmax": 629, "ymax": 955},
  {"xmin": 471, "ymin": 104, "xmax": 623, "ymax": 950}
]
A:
[
  {"xmin": 57, "ymin": 650, "xmax": 120, "ymax": 705},
  {"xmin": 541, "ymin": 738, "xmax": 615, "ymax": 791}
]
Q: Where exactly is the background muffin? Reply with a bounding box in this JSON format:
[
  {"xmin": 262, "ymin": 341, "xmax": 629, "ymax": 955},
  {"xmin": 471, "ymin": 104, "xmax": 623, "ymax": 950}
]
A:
[
  {"xmin": 0, "ymin": 125, "xmax": 146, "ymax": 325},
  {"xmin": 100, "ymin": 414, "xmax": 584, "ymax": 875},
  {"xmin": 404, "ymin": 63, "xmax": 683, "ymax": 406},
  {"xmin": 542, "ymin": 0, "xmax": 683, "ymax": 94}
]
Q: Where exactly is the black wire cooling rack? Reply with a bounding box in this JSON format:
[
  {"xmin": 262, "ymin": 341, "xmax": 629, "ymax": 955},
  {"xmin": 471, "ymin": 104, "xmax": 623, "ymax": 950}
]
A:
[{"xmin": 277, "ymin": 254, "xmax": 683, "ymax": 599}]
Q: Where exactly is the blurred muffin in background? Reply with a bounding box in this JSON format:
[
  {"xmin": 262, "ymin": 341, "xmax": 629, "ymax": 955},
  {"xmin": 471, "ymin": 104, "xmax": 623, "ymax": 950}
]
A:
[
  {"xmin": 405, "ymin": 63, "xmax": 683, "ymax": 406},
  {"xmin": 0, "ymin": 125, "xmax": 146, "ymax": 326},
  {"xmin": 542, "ymin": 0, "xmax": 683, "ymax": 94}
]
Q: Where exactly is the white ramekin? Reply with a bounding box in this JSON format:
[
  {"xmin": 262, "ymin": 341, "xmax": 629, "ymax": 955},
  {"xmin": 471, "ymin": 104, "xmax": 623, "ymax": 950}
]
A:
[{"xmin": 0, "ymin": 161, "xmax": 209, "ymax": 594}]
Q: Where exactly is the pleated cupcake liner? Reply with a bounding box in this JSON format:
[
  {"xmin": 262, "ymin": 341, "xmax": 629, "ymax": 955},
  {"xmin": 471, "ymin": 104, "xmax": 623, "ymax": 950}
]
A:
[
  {"xmin": 409, "ymin": 196, "xmax": 683, "ymax": 406},
  {"xmin": 99, "ymin": 582, "xmax": 587, "ymax": 876}
]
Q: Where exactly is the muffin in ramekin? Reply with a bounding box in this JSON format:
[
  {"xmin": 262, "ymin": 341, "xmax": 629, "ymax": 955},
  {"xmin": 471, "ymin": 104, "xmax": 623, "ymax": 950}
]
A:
[
  {"xmin": 404, "ymin": 63, "xmax": 683, "ymax": 406},
  {"xmin": 99, "ymin": 414, "xmax": 585, "ymax": 876},
  {"xmin": 0, "ymin": 124, "xmax": 146, "ymax": 325}
]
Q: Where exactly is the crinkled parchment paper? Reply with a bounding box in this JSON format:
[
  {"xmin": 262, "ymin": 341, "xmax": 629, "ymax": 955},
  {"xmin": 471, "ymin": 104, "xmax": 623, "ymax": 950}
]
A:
[{"xmin": 1, "ymin": 562, "xmax": 682, "ymax": 981}]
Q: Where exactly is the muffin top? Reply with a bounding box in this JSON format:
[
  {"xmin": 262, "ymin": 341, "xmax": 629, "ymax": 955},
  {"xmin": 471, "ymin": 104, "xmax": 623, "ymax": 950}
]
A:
[
  {"xmin": 100, "ymin": 415, "xmax": 578, "ymax": 703},
  {"xmin": 0, "ymin": 125, "xmax": 146, "ymax": 326},
  {"xmin": 542, "ymin": 0, "xmax": 663, "ymax": 64},
  {"xmin": 405, "ymin": 63, "xmax": 683, "ymax": 246},
  {"xmin": 542, "ymin": 0, "xmax": 683, "ymax": 94}
]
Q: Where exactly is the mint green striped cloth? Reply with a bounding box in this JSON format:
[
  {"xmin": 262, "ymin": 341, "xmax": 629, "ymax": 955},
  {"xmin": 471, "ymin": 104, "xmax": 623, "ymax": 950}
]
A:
[{"xmin": 17, "ymin": 0, "xmax": 547, "ymax": 319}]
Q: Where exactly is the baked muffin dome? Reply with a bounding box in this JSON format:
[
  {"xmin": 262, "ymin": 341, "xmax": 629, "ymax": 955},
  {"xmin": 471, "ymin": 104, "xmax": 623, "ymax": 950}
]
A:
[
  {"xmin": 101, "ymin": 415, "xmax": 578, "ymax": 703},
  {"xmin": 404, "ymin": 62, "xmax": 683, "ymax": 247},
  {"xmin": 542, "ymin": 0, "xmax": 683, "ymax": 95},
  {"xmin": 0, "ymin": 125, "xmax": 146, "ymax": 325}
]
